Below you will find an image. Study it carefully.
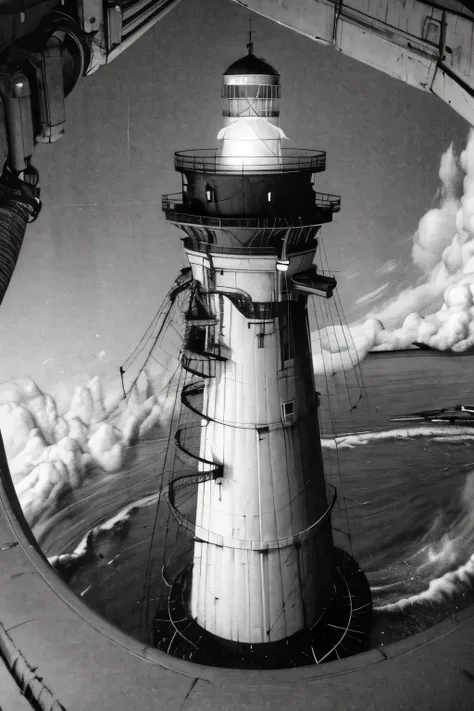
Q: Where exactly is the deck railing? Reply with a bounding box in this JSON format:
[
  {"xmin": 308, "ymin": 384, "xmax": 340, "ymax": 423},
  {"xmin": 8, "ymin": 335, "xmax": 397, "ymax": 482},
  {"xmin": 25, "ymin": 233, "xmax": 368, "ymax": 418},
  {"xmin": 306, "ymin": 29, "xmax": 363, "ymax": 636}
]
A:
[
  {"xmin": 174, "ymin": 148, "xmax": 327, "ymax": 174},
  {"xmin": 161, "ymin": 192, "xmax": 340, "ymax": 228}
]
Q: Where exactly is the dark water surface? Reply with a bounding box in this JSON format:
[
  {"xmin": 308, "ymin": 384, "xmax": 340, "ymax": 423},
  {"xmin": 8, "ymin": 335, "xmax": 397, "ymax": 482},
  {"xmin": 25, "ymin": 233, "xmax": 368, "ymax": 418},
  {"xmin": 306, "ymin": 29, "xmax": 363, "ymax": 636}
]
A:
[{"xmin": 36, "ymin": 350, "xmax": 474, "ymax": 651}]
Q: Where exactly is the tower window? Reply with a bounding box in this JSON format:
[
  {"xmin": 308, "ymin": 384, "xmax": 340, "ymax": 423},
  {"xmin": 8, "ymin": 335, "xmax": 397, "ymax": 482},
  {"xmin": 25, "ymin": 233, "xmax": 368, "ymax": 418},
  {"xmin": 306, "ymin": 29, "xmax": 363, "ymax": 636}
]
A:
[
  {"xmin": 205, "ymin": 184, "xmax": 216, "ymax": 203},
  {"xmin": 258, "ymin": 332, "xmax": 265, "ymax": 348},
  {"xmin": 282, "ymin": 401, "xmax": 295, "ymax": 425},
  {"xmin": 267, "ymin": 191, "xmax": 272, "ymax": 202},
  {"xmin": 182, "ymin": 174, "xmax": 188, "ymax": 195},
  {"xmin": 279, "ymin": 312, "xmax": 293, "ymax": 364}
]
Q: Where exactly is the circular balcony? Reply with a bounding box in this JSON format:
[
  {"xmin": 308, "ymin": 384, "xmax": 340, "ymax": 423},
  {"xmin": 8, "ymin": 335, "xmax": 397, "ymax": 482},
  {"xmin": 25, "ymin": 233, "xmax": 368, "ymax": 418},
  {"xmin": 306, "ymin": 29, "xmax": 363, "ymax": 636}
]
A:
[
  {"xmin": 174, "ymin": 148, "xmax": 327, "ymax": 174},
  {"xmin": 161, "ymin": 192, "xmax": 340, "ymax": 231}
]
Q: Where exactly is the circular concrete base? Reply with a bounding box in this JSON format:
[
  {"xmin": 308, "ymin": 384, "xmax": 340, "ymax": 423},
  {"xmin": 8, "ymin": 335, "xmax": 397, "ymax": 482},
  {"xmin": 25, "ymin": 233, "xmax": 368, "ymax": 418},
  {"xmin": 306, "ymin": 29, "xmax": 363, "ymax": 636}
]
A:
[{"xmin": 153, "ymin": 548, "xmax": 372, "ymax": 668}]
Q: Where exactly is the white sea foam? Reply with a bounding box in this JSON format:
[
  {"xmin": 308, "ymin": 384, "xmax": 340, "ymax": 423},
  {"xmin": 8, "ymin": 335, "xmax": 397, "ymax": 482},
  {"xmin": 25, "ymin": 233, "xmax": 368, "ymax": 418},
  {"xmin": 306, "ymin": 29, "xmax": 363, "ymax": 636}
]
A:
[
  {"xmin": 376, "ymin": 471, "xmax": 474, "ymax": 611},
  {"xmin": 321, "ymin": 425, "xmax": 474, "ymax": 449},
  {"xmin": 370, "ymin": 579, "xmax": 410, "ymax": 592},
  {"xmin": 375, "ymin": 553, "xmax": 474, "ymax": 611},
  {"xmin": 48, "ymin": 491, "xmax": 161, "ymax": 567}
]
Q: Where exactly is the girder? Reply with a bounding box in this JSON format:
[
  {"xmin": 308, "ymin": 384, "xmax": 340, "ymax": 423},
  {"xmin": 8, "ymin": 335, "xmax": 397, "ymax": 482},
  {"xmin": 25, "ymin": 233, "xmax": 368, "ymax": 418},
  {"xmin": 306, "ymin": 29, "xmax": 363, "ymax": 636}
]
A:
[{"xmin": 233, "ymin": 0, "xmax": 474, "ymax": 125}]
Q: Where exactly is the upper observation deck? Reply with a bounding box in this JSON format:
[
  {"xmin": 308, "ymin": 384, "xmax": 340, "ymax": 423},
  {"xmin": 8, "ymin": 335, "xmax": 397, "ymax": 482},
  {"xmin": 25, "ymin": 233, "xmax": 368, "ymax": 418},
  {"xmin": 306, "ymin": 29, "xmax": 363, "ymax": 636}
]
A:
[{"xmin": 174, "ymin": 148, "xmax": 327, "ymax": 175}]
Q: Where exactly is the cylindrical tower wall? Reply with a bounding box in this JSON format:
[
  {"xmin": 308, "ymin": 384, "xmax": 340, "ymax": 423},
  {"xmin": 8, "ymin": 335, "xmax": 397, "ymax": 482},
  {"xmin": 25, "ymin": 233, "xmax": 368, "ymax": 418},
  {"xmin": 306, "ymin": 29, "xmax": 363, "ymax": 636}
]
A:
[
  {"xmin": 179, "ymin": 224, "xmax": 320, "ymax": 255},
  {"xmin": 187, "ymin": 251, "xmax": 334, "ymax": 643},
  {"xmin": 159, "ymin": 47, "xmax": 353, "ymax": 657},
  {"xmin": 182, "ymin": 171, "xmax": 319, "ymax": 218}
]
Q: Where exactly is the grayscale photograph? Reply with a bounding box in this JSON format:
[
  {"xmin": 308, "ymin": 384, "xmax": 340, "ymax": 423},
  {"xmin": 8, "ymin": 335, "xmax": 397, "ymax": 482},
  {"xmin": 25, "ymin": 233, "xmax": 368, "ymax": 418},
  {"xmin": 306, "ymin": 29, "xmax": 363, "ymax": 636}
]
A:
[{"xmin": 0, "ymin": 0, "xmax": 473, "ymax": 709}]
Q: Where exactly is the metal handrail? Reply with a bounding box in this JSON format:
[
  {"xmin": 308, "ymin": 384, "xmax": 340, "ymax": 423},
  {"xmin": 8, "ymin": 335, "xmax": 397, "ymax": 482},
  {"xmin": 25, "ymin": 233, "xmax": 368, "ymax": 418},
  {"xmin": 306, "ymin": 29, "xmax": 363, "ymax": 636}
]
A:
[
  {"xmin": 181, "ymin": 382, "xmax": 317, "ymax": 432},
  {"xmin": 173, "ymin": 425, "xmax": 223, "ymax": 474},
  {"xmin": 169, "ymin": 423, "xmax": 223, "ymax": 510},
  {"xmin": 161, "ymin": 193, "xmax": 340, "ymax": 230},
  {"xmin": 165, "ymin": 212, "xmax": 334, "ymax": 231},
  {"xmin": 182, "ymin": 340, "xmax": 227, "ymax": 362},
  {"xmin": 162, "ymin": 191, "xmax": 340, "ymax": 211},
  {"xmin": 166, "ymin": 469, "xmax": 222, "ymax": 509},
  {"xmin": 174, "ymin": 148, "xmax": 327, "ymax": 174},
  {"xmin": 165, "ymin": 479, "xmax": 337, "ymax": 551},
  {"xmin": 181, "ymin": 352, "xmax": 216, "ymax": 378},
  {"xmin": 313, "ymin": 193, "xmax": 341, "ymax": 212}
]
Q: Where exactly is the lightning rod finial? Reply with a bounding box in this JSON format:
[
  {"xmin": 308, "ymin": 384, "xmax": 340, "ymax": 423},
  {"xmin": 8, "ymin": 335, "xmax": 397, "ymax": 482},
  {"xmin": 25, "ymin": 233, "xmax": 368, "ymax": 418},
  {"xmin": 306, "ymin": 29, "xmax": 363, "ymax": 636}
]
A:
[{"xmin": 247, "ymin": 12, "xmax": 254, "ymax": 54}]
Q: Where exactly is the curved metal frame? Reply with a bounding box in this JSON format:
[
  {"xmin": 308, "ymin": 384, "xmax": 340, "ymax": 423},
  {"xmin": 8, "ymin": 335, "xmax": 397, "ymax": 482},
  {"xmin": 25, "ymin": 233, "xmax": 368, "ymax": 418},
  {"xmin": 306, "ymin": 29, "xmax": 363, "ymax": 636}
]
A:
[{"xmin": 174, "ymin": 148, "xmax": 327, "ymax": 174}]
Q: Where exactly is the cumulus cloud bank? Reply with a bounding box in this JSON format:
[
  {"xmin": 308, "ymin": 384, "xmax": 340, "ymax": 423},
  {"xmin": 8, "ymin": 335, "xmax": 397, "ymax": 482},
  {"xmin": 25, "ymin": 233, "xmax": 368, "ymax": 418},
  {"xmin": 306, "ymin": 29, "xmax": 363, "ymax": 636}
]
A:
[
  {"xmin": 313, "ymin": 131, "xmax": 474, "ymax": 374},
  {"xmin": 1, "ymin": 368, "xmax": 174, "ymax": 527}
]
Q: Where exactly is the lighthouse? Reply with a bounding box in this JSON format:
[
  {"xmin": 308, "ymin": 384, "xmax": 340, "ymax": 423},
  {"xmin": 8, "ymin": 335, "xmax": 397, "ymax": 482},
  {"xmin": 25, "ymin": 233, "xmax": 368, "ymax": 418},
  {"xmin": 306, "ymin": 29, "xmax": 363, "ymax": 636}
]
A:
[{"xmin": 155, "ymin": 42, "xmax": 372, "ymax": 669}]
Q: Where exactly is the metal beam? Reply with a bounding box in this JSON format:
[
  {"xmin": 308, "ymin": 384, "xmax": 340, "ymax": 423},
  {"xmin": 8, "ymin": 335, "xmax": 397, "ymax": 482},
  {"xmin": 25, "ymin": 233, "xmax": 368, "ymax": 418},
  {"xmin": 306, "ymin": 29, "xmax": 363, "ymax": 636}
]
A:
[{"xmin": 233, "ymin": 0, "xmax": 474, "ymax": 125}]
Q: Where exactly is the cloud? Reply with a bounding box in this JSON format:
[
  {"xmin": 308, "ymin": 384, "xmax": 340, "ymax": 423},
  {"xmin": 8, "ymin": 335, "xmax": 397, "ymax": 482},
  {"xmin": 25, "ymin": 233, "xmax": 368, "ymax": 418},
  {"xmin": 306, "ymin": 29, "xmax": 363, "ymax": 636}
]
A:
[
  {"xmin": 375, "ymin": 260, "xmax": 397, "ymax": 275},
  {"xmin": 313, "ymin": 318, "xmax": 383, "ymax": 374},
  {"xmin": 2, "ymin": 269, "xmax": 192, "ymax": 529},
  {"xmin": 412, "ymin": 199, "xmax": 458, "ymax": 273},
  {"xmin": 355, "ymin": 282, "xmax": 391, "ymax": 306},
  {"xmin": 314, "ymin": 131, "xmax": 474, "ymax": 369},
  {"xmin": 2, "ymin": 369, "xmax": 175, "ymax": 527}
]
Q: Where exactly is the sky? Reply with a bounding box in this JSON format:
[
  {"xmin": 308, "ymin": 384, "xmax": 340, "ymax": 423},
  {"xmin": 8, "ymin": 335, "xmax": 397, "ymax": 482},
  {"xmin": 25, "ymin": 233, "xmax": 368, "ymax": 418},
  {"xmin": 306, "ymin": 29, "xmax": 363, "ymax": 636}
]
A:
[{"xmin": 0, "ymin": 0, "xmax": 469, "ymax": 397}]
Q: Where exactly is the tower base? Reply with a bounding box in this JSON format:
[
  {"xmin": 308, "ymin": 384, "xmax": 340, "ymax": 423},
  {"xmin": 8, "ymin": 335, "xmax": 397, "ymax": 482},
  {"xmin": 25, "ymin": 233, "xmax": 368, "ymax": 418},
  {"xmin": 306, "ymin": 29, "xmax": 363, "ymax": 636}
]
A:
[{"xmin": 153, "ymin": 547, "xmax": 372, "ymax": 669}]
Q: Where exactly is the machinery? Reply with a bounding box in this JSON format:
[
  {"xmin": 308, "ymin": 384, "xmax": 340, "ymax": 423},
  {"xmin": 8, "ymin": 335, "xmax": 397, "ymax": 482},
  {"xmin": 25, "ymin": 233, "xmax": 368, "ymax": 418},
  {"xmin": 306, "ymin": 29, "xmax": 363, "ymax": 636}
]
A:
[
  {"xmin": 2, "ymin": 0, "xmax": 474, "ymax": 308},
  {"xmin": 234, "ymin": 0, "xmax": 474, "ymax": 126},
  {"xmin": 0, "ymin": 0, "xmax": 182, "ymax": 305}
]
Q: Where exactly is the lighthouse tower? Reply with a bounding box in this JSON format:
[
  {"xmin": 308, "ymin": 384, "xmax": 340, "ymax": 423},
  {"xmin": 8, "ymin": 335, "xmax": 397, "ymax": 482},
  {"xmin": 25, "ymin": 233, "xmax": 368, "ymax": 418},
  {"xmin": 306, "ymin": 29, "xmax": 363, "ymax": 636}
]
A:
[{"xmin": 156, "ymin": 43, "xmax": 372, "ymax": 668}]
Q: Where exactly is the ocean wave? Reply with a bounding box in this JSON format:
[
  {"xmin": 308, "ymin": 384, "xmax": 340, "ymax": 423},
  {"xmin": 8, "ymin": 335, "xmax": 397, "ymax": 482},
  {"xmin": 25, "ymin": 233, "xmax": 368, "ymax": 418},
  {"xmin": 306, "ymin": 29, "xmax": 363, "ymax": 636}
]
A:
[
  {"xmin": 321, "ymin": 425, "xmax": 474, "ymax": 449},
  {"xmin": 376, "ymin": 471, "xmax": 474, "ymax": 611},
  {"xmin": 48, "ymin": 491, "xmax": 161, "ymax": 569},
  {"xmin": 375, "ymin": 553, "xmax": 474, "ymax": 611}
]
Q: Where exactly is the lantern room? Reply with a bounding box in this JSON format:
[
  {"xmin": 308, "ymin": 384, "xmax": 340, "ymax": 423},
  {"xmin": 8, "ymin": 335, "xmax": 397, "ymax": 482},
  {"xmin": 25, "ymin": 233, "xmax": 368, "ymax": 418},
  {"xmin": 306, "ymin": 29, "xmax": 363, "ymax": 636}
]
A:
[{"xmin": 222, "ymin": 46, "xmax": 280, "ymax": 124}]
